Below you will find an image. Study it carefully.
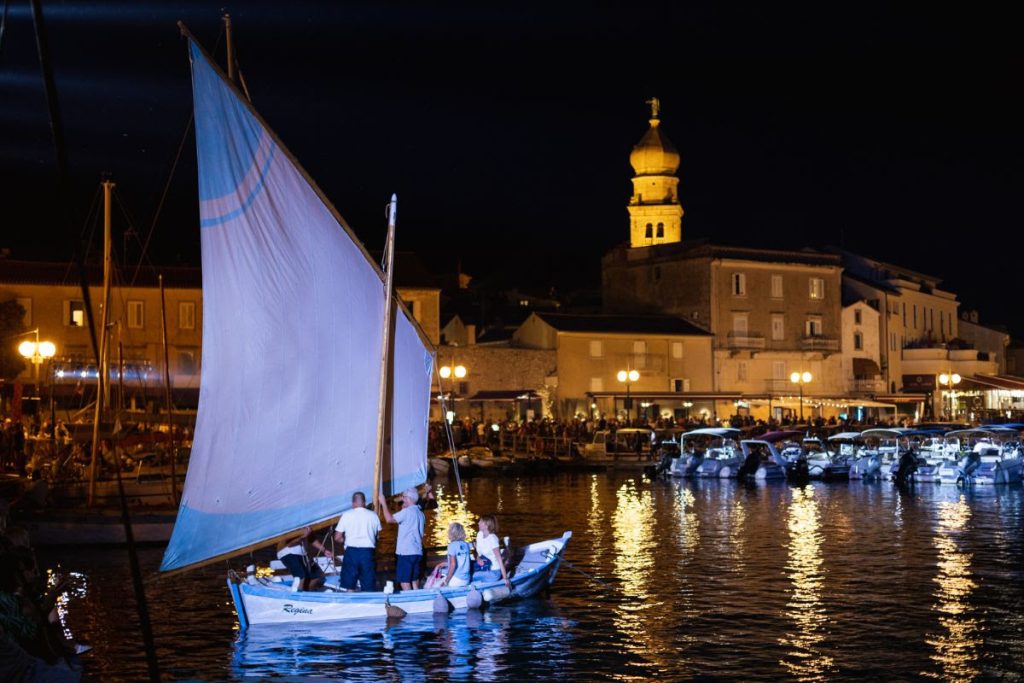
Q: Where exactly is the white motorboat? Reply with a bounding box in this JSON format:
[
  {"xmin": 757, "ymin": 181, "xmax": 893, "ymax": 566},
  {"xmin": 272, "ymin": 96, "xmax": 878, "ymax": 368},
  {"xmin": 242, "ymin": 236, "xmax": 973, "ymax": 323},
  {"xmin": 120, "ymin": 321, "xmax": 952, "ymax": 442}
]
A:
[
  {"xmin": 736, "ymin": 431, "xmax": 805, "ymax": 482},
  {"xmin": 849, "ymin": 428, "xmax": 917, "ymax": 480},
  {"xmin": 669, "ymin": 428, "xmax": 742, "ymax": 478},
  {"xmin": 936, "ymin": 428, "xmax": 1024, "ymax": 486}
]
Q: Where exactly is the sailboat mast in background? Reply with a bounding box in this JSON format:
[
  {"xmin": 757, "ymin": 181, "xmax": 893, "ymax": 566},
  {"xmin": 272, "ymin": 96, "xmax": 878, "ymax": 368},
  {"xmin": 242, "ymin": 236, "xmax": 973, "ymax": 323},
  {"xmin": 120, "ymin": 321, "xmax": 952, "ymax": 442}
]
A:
[
  {"xmin": 373, "ymin": 195, "xmax": 398, "ymax": 516},
  {"xmin": 88, "ymin": 178, "xmax": 114, "ymax": 506}
]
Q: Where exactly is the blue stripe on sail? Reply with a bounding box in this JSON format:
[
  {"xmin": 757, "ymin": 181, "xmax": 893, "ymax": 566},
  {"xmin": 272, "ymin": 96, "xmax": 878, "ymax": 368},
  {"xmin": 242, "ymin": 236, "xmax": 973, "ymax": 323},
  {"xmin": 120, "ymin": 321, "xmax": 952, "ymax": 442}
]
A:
[
  {"xmin": 161, "ymin": 469, "xmax": 426, "ymax": 573},
  {"xmin": 199, "ymin": 144, "xmax": 277, "ymax": 228}
]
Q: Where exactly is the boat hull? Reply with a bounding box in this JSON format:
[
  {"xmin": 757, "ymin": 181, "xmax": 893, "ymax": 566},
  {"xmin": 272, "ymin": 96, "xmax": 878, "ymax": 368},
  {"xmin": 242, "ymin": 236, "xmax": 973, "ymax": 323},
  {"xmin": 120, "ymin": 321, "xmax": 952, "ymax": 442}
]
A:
[{"xmin": 229, "ymin": 532, "xmax": 571, "ymax": 627}]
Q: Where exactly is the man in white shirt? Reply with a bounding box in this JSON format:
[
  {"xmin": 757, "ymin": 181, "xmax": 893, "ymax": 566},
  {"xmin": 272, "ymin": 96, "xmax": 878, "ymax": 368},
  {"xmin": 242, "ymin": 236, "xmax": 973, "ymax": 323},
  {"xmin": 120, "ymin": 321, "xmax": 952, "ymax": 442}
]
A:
[
  {"xmin": 378, "ymin": 487, "xmax": 425, "ymax": 590},
  {"xmin": 334, "ymin": 491, "xmax": 381, "ymax": 591}
]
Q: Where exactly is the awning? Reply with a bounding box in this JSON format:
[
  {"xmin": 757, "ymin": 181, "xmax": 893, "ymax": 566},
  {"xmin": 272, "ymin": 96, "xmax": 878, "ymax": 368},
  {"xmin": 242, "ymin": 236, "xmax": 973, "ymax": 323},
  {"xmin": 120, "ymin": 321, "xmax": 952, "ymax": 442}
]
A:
[
  {"xmin": 852, "ymin": 357, "xmax": 881, "ymax": 377},
  {"xmin": 875, "ymin": 394, "xmax": 927, "ymax": 404},
  {"xmin": 467, "ymin": 390, "xmax": 540, "ymax": 401},
  {"xmin": 587, "ymin": 391, "xmax": 742, "ymax": 401},
  {"xmin": 961, "ymin": 374, "xmax": 1024, "ymax": 391}
]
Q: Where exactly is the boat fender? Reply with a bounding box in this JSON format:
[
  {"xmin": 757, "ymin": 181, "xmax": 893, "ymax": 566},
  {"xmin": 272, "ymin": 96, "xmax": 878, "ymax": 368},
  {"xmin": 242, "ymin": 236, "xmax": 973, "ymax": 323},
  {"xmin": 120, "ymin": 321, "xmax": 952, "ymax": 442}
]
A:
[
  {"xmin": 433, "ymin": 594, "xmax": 452, "ymax": 613},
  {"xmin": 466, "ymin": 588, "xmax": 483, "ymax": 609},
  {"xmin": 385, "ymin": 600, "xmax": 407, "ymax": 619},
  {"xmin": 482, "ymin": 586, "xmax": 510, "ymax": 603}
]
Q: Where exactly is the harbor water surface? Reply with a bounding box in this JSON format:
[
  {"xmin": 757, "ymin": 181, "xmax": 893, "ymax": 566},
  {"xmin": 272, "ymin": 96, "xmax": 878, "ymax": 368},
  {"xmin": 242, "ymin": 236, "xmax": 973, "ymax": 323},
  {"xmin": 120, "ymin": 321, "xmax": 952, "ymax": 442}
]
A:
[{"xmin": 45, "ymin": 472, "xmax": 1024, "ymax": 681}]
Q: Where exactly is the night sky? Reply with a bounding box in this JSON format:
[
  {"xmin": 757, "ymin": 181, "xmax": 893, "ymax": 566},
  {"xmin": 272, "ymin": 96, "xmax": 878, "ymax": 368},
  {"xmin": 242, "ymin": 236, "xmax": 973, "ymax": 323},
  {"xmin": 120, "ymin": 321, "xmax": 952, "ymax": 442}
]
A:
[{"xmin": 2, "ymin": 2, "xmax": 1022, "ymax": 335}]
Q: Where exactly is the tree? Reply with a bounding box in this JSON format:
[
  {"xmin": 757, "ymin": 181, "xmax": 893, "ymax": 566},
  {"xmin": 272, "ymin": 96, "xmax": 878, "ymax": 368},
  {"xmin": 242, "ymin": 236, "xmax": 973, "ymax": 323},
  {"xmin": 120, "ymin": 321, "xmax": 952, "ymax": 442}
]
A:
[{"xmin": 0, "ymin": 299, "xmax": 27, "ymax": 381}]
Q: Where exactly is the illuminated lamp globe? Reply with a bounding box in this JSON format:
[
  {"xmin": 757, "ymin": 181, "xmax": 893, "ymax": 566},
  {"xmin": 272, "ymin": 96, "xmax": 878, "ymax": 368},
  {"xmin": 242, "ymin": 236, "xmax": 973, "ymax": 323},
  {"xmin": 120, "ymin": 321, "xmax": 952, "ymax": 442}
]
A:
[
  {"xmin": 18, "ymin": 341, "xmax": 37, "ymax": 358},
  {"xmin": 939, "ymin": 373, "xmax": 949, "ymax": 385},
  {"xmin": 617, "ymin": 370, "xmax": 628, "ymax": 382},
  {"xmin": 802, "ymin": 371, "xmax": 812, "ymax": 383},
  {"xmin": 628, "ymin": 370, "xmax": 640, "ymax": 382},
  {"xmin": 951, "ymin": 373, "xmax": 961, "ymax": 385},
  {"xmin": 789, "ymin": 372, "xmax": 800, "ymax": 384},
  {"xmin": 38, "ymin": 341, "xmax": 57, "ymax": 358},
  {"xmin": 439, "ymin": 366, "xmax": 452, "ymax": 379},
  {"xmin": 454, "ymin": 365, "xmax": 467, "ymax": 379}
]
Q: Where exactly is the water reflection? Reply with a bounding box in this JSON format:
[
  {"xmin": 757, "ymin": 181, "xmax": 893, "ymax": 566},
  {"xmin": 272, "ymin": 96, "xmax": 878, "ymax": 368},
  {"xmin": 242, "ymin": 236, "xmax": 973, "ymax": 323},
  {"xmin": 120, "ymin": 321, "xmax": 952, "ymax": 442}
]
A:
[
  {"xmin": 430, "ymin": 481, "xmax": 477, "ymax": 547},
  {"xmin": 780, "ymin": 486, "xmax": 834, "ymax": 681},
  {"xmin": 923, "ymin": 496, "xmax": 981, "ymax": 682}
]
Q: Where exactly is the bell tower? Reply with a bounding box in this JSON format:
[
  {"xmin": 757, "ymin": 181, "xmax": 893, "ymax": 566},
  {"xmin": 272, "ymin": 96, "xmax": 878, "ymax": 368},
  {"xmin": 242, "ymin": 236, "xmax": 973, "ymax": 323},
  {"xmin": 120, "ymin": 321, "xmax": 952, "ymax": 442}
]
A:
[{"xmin": 628, "ymin": 98, "xmax": 683, "ymax": 247}]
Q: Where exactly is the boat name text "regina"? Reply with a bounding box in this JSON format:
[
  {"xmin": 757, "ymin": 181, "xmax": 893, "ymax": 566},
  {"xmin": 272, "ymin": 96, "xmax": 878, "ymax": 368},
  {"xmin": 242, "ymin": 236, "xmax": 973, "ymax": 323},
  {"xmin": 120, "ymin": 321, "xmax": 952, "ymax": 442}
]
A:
[{"xmin": 282, "ymin": 604, "xmax": 313, "ymax": 615}]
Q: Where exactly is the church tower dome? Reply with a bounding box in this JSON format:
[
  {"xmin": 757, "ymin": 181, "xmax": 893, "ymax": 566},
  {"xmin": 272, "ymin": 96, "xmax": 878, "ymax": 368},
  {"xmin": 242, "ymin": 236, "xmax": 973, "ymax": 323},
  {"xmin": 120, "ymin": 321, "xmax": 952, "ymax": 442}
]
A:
[{"xmin": 628, "ymin": 98, "xmax": 684, "ymax": 248}]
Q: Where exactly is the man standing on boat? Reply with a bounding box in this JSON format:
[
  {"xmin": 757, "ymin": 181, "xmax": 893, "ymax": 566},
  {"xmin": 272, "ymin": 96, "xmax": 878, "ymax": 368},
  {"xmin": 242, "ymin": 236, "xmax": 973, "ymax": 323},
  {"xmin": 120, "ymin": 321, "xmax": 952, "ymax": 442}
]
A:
[
  {"xmin": 334, "ymin": 492, "xmax": 381, "ymax": 591},
  {"xmin": 378, "ymin": 488, "xmax": 425, "ymax": 590}
]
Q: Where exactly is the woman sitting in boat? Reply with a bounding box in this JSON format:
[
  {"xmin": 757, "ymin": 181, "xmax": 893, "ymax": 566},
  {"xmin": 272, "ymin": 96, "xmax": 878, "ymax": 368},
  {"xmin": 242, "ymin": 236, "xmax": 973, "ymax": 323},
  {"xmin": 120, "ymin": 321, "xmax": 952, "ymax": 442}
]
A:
[
  {"xmin": 276, "ymin": 526, "xmax": 330, "ymax": 592},
  {"xmin": 473, "ymin": 515, "xmax": 511, "ymax": 589},
  {"xmin": 439, "ymin": 523, "xmax": 473, "ymax": 588}
]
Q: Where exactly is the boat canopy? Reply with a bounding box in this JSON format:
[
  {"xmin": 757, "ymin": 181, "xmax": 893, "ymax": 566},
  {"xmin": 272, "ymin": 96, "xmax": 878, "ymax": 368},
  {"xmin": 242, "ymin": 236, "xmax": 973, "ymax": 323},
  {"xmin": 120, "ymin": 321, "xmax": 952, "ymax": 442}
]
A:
[
  {"xmin": 827, "ymin": 432, "xmax": 862, "ymax": 441},
  {"xmin": 757, "ymin": 430, "xmax": 804, "ymax": 443},
  {"xmin": 682, "ymin": 428, "xmax": 741, "ymax": 438},
  {"xmin": 161, "ymin": 39, "xmax": 433, "ymax": 573}
]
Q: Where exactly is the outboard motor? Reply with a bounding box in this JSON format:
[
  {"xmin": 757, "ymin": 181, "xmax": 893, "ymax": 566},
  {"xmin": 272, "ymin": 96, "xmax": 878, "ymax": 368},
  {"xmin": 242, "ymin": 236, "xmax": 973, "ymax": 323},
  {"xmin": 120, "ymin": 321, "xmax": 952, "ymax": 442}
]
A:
[
  {"xmin": 956, "ymin": 450, "xmax": 982, "ymax": 486},
  {"xmin": 736, "ymin": 450, "xmax": 760, "ymax": 480},
  {"xmin": 785, "ymin": 455, "xmax": 810, "ymax": 484},
  {"xmin": 894, "ymin": 449, "xmax": 918, "ymax": 486}
]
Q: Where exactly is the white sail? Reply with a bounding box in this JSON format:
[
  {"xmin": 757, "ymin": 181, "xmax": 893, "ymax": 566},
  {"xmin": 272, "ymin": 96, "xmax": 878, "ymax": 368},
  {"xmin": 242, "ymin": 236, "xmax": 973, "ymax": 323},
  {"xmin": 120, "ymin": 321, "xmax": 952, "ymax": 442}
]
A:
[{"xmin": 161, "ymin": 39, "xmax": 432, "ymax": 573}]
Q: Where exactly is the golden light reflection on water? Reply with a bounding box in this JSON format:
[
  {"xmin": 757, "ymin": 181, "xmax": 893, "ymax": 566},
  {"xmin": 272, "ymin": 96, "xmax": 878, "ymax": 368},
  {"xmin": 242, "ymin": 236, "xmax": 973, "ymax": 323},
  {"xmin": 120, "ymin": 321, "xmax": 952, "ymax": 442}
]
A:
[
  {"xmin": 923, "ymin": 497, "xmax": 981, "ymax": 683},
  {"xmin": 430, "ymin": 482, "xmax": 478, "ymax": 548},
  {"xmin": 780, "ymin": 487, "xmax": 834, "ymax": 681},
  {"xmin": 588, "ymin": 474, "xmax": 607, "ymax": 565},
  {"xmin": 677, "ymin": 486, "xmax": 699, "ymax": 554},
  {"xmin": 611, "ymin": 480, "xmax": 661, "ymax": 668},
  {"xmin": 727, "ymin": 493, "xmax": 746, "ymax": 574}
]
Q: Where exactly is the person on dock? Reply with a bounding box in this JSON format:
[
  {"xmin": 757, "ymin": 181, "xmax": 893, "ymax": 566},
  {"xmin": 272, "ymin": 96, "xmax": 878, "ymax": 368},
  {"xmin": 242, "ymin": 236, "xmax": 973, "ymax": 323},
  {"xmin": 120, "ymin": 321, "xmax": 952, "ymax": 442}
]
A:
[
  {"xmin": 334, "ymin": 492, "xmax": 381, "ymax": 592},
  {"xmin": 473, "ymin": 515, "xmax": 511, "ymax": 589},
  {"xmin": 276, "ymin": 526, "xmax": 330, "ymax": 591},
  {"xmin": 378, "ymin": 488, "xmax": 425, "ymax": 591}
]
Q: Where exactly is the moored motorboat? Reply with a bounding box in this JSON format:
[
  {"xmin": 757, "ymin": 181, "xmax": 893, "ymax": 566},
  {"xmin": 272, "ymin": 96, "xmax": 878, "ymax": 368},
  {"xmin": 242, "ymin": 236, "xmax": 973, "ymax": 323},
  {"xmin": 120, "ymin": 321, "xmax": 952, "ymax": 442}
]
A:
[
  {"xmin": 737, "ymin": 431, "xmax": 804, "ymax": 481},
  {"xmin": 673, "ymin": 428, "xmax": 742, "ymax": 478},
  {"xmin": 936, "ymin": 428, "xmax": 1024, "ymax": 485}
]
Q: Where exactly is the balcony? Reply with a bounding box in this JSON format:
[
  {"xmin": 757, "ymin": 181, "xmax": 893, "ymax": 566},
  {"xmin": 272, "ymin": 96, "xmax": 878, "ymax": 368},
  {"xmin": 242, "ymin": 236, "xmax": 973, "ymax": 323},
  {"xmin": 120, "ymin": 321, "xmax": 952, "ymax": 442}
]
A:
[
  {"xmin": 850, "ymin": 378, "xmax": 885, "ymax": 394},
  {"xmin": 725, "ymin": 332, "xmax": 766, "ymax": 350},
  {"xmin": 800, "ymin": 336, "xmax": 839, "ymax": 352}
]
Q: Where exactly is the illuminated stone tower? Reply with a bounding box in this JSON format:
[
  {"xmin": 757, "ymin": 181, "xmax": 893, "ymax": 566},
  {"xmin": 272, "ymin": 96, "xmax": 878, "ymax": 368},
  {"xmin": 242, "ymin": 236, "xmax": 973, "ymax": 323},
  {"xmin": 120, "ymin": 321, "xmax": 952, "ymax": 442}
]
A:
[{"xmin": 628, "ymin": 98, "xmax": 683, "ymax": 247}]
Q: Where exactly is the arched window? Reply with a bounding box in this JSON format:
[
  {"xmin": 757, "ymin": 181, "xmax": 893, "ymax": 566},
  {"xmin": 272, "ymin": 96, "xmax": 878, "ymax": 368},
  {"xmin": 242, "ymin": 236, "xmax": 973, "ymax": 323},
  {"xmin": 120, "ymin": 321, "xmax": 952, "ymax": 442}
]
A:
[
  {"xmin": 656, "ymin": 222, "xmax": 664, "ymax": 238},
  {"xmin": 645, "ymin": 223, "xmax": 653, "ymax": 238}
]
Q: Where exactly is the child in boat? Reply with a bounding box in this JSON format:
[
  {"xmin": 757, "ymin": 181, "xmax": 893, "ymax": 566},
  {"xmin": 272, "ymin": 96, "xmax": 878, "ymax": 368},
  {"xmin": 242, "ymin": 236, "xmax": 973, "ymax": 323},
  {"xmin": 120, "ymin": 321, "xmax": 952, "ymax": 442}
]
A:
[
  {"xmin": 473, "ymin": 515, "xmax": 511, "ymax": 588},
  {"xmin": 438, "ymin": 523, "xmax": 472, "ymax": 588}
]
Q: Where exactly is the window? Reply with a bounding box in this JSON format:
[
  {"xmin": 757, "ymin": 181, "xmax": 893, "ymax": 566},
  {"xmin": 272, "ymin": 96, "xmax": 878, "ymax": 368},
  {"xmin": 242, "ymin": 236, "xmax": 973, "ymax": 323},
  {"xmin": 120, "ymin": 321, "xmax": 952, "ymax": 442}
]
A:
[
  {"xmin": 656, "ymin": 222, "xmax": 664, "ymax": 238},
  {"xmin": 940, "ymin": 311, "xmax": 944, "ymax": 334},
  {"xmin": 589, "ymin": 340, "xmax": 603, "ymax": 358},
  {"xmin": 771, "ymin": 315, "xmax": 785, "ymax": 341},
  {"xmin": 645, "ymin": 223, "xmax": 653, "ymax": 238},
  {"xmin": 671, "ymin": 341, "xmax": 683, "ymax": 359},
  {"xmin": 737, "ymin": 362, "xmax": 748, "ymax": 382},
  {"xmin": 854, "ymin": 309, "xmax": 862, "ymax": 325},
  {"xmin": 633, "ymin": 340, "xmax": 647, "ymax": 369},
  {"xmin": 127, "ymin": 301, "xmax": 144, "ymax": 329},
  {"xmin": 64, "ymin": 300, "xmax": 85, "ymax": 327},
  {"xmin": 913, "ymin": 304, "xmax": 917, "ymax": 329},
  {"xmin": 809, "ymin": 277, "xmax": 825, "ymax": 300},
  {"xmin": 732, "ymin": 313, "xmax": 748, "ymax": 335},
  {"xmin": 671, "ymin": 378, "xmax": 690, "ymax": 393},
  {"xmin": 772, "ymin": 361, "xmax": 787, "ymax": 380},
  {"xmin": 854, "ymin": 332, "xmax": 863, "ymax": 350},
  {"xmin": 770, "ymin": 274, "xmax": 783, "ymax": 299},
  {"xmin": 179, "ymin": 301, "xmax": 196, "ymax": 330},
  {"xmin": 732, "ymin": 273, "xmax": 746, "ymax": 296},
  {"xmin": 902, "ymin": 302, "xmax": 906, "ymax": 326},
  {"xmin": 805, "ymin": 316, "xmax": 823, "ymax": 337},
  {"xmin": 590, "ymin": 377, "xmax": 604, "ymax": 393},
  {"xmin": 178, "ymin": 350, "xmax": 197, "ymax": 375},
  {"xmin": 930, "ymin": 308, "xmax": 934, "ymax": 331},
  {"xmin": 15, "ymin": 297, "xmax": 32, "ymax": 326}
]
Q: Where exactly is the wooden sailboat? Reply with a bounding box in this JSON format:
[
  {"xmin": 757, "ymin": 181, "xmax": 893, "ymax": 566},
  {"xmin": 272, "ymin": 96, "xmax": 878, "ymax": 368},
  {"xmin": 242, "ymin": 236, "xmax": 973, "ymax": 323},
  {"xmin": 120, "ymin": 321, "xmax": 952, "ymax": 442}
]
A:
[{"xmin": 159, "ymin": 25, "xmax": 570, "ymax": 625}]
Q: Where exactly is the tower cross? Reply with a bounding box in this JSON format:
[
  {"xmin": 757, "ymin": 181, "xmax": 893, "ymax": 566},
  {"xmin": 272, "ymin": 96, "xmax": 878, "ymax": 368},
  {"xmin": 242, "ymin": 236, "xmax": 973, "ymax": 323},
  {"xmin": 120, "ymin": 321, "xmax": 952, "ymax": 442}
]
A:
[{"xmin": 646, "ymin": 97, "xmax": 661, "ymax": 119}]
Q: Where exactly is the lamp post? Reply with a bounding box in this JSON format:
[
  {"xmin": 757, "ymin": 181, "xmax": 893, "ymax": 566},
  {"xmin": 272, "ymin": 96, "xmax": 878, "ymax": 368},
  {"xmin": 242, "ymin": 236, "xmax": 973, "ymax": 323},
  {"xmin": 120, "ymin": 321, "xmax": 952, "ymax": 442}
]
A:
[
  {"xmin": 438, "ymin": 362, "xmax": 467, "ymax": 424},
  {"xmin": 617, "ymin": 368, "xmax": 640, "ymax": 424},
  {"xmin": 790, "ymin": 371, "xmax": 812, "ymax": 423},
  {"xmin": 17, "ymin": 331, "xmax": 57, "ymax": 397},
  {"xmin": 938, "ymin": 371, "xmax": 962, "ymax": 420}
]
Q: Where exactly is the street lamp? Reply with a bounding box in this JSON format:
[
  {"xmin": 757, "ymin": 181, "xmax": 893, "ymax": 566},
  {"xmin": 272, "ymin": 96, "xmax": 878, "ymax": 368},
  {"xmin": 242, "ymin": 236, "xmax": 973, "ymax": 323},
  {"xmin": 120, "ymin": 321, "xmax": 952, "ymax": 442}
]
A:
[
  {"xmin": 617, "ymin": 368, "xmax": 640, "ymax": 424},
  {"xmin": 938, "ymin": 371, "xmax": 962, "ymax": 419},
  {"xmin": 18, "ymin": 331, "xmax": 57, "ymax": 397},
  {"xmin": 438, "ymin": 363, "xmax": 467, "ymax": 423},
  {"xmin": 790, "ymin": 371, "xmax": 812, "ymax": 423}
]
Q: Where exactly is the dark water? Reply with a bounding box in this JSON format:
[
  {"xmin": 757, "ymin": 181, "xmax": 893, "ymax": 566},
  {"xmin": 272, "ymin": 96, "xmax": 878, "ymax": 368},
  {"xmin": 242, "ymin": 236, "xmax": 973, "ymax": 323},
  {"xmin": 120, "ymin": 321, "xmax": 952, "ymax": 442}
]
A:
[{"xmin": 41, "ymin": 473, "xmax": 1024, "ymax": 681}]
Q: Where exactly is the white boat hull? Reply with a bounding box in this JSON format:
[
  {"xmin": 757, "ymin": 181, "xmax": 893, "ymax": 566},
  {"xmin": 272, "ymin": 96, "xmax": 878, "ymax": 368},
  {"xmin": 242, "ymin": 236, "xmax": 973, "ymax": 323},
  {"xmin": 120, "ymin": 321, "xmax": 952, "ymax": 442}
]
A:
[
  {"xmin": 228, "ymin": 532, "xmax": 571, "ymax": 627},
  {"xmin": 695, "ymin": 458, "xmax": 740, "ymax": 479}
]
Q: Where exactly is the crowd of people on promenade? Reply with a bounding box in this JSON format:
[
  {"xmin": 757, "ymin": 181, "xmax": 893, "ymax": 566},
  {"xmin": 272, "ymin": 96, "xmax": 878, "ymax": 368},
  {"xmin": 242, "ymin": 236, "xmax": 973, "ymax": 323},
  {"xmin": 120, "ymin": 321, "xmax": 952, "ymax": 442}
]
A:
[
  {"xmin": 0, "ymin": 506, "xmax": 86, "ymax": 682},
  {"xmin": 427, "ymin": 412, "xmax": 920, "ymax": 456},
  {"xmin": 278, "ymin": 482, "xmax": 512, "ymax": 595}
]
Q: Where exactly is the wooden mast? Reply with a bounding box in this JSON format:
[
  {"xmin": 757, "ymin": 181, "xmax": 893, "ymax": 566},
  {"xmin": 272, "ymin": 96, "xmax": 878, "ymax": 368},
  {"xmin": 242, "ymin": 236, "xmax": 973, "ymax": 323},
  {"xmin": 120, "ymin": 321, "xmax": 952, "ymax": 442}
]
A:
[
  {"xmin": 88, "ymin": 179, "xmax": 114, "ymax": 506},
  {"xmin": 222, "ymin": 13, "xmax": 235, "ymax": 82},
  {"xmin": 372, "ymin": 195, "xmax": 398, "ymax": 515}
]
